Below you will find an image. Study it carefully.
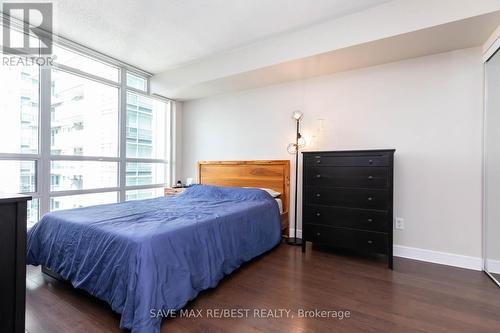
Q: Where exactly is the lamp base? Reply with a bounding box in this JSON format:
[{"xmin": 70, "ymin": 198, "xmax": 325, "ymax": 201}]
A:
[{"xmin": 286, "ymin": 237, "xmax": 303, "ymax": 246}]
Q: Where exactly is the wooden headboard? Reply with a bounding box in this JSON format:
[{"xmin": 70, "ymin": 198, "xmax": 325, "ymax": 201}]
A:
[{"xmin": 197, "ymin": 160, "xmax": 290, "ymax": 214}]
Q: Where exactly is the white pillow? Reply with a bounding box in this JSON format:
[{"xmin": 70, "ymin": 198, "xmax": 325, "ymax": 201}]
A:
[{"xmin": 244, "ymin": 187, "xmax": 281, "ymax": 198}]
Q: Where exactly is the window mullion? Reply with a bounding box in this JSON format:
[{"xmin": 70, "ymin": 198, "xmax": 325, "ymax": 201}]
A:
[
  {"xmin": 49, "ymin": 155, "xmax": 120, "ymax": 162},
  {"xmin": 0, "ymin": 153, "xmax": 40, "ymax": 159},
  {"xmin": 119, "ymin": 68, "xmax": 127, "ymax": 202},
  {"xmin": 167, "ymin": 101, "xmax": 173, "ymax": 187},
  {"xmin": 39, "ymin": 66, "xmax": 52, "ymax": 216}
]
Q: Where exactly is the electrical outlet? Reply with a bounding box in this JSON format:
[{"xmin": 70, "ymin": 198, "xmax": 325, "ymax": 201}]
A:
[{"xmin": 395, "ymin": 217, "xmax": 405, "ymax": 230}]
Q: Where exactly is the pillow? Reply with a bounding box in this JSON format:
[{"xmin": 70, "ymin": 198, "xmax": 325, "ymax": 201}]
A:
[{"xmin": 244, "ymin": 187, "xmax": 281, "ymax": 198}]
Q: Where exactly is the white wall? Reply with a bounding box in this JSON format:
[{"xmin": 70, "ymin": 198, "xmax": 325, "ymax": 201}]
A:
[{"xmin": 181, "ymin": 47, "xmax": 484, "ymax": 258}]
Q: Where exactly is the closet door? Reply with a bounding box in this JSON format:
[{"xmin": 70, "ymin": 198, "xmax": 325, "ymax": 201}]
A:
[{"xmin": 484, "ymin": 48, "xmax": 500, "ymax": 286}]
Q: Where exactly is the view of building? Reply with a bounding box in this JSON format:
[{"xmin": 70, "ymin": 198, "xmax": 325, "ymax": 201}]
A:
[{"xmin": 0, "ymin": 64, "xmax": 39, "ymax": 226}]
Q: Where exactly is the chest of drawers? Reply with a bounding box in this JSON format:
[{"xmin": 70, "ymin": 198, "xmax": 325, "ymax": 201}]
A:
[
  {"xmin": 0, "ymin": 194, "xmax": 31, "ymax": 333},
  {"xmin": 302, "ymin": 150, "xmax": 395, "ymax": 268}
]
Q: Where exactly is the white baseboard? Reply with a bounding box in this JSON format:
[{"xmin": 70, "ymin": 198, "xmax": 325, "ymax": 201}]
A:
[
  {"xmin": 393, "ymin": 245, "xmax": 482, "ymax": 271},
  {"xmin": 289, "ymin": 228, "xmax": 482, "ymax": 271},
  {"xmin": 288, "ymin": 228, "xmax": 302, "ymax": 239},
  {"xmin": 485, "ymin": 258, "xmax": 500, "ymax": 274}
]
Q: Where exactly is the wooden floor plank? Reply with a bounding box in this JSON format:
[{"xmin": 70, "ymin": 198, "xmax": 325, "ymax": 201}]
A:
[{"xmin": 26, "ymin": 243, "xmax": 500, "ymax": 333}]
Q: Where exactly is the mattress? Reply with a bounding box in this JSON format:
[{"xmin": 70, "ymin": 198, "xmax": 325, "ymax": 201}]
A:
[
  {"xmin": 27, "ymin": 185, "xmax": 281, "ymax": 333},
  {"xmin": 275, "ymin": 198, "xmax": 283, "ymax": 213}
]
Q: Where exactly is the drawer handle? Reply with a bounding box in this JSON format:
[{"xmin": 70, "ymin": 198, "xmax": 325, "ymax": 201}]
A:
[
  {"xmin": 316, "ymin": 193, "xmax": 321, "ymax": 197},
  {"xmin": 316, "ymin": 160, "xmax": 321, "ymax": 164},
  {"xmin": 367, "ymin": 240, "xmax": 373, "ymax": 244},
  {"xmin": 316, "ymin": 212, "xmax": 321, "ymax": 217},
  {"xmin": 367, "ymin": 197, "xmax": 373, "ymax": 201},
  {"xmin": 315, "ymin": 156, "xmax": 321, "ymax": 159},
  {"xmin": 367, "ymin": 218, "xmax": 373, "ymax": 222},
  {"xmin": 316, "ymin": 232, "xmax": 321, "ymax": 236},
  {"xmin": 316, "ymin": 174, "xmax": 321, "ymax": 178},
  {"xmin": 368, "ymin": 159, "xmax": 373, "ymax": 164},
  {"xmin": 368, "ymin": 175, "xmax": 373, "ymax": 180}
]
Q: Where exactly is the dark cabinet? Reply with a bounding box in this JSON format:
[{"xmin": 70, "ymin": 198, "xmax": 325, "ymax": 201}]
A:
[
  {"xmin": 0, "ymin": 194, "xmax": 31, "ymax": 333},
  {"xmin": 302, "ymin": 150, "xmax": 395, "ymax": 268}
]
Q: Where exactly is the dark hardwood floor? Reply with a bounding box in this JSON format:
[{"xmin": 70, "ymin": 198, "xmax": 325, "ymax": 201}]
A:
[
  {"xmin": 26, "ymin": 243, "xmax": 500, "ymax": 333},
  {"xmin": 490, "ymin": 272, "xmax": 500, "ymax": 284}
]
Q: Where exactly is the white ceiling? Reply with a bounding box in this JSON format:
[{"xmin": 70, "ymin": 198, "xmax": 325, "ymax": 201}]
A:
[
  {"xmin": 149, "ymin": 0, "xmax": 500, "ymax": 100},
  {"xmin": 166, "ymin": 12, "xmax": 500, "ymax": 100},
  {"xmin": 3, "ymin": 0, "xmax": 390, "ymax": 73}
]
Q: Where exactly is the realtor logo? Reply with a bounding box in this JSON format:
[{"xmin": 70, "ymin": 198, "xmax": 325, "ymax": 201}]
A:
[{"xmin": 2, "ymin": 3, "xmax": 53, "ymax": 55}]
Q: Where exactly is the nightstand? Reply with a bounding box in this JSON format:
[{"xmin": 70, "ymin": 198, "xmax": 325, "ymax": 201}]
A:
[{"xmin": 164, "ymin": 187, "xmax": 186, "ymax": 196}]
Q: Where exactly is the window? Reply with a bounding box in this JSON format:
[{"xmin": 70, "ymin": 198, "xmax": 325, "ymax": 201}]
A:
[
  {"xmin": 51, "ymin": 69, "xmax": 119, "ymax": 157},
  {"xmin": 126, "ymin": 188, "xmax": 164, "ymax": 201},
  {"xmin": 27, "ymin": 199, "xmax": 39, "ymax": 228},
  {"xmin": 127, "ymin": 72, "xmax": 147, "ymax": 91},
  {"xmin": 50, "ymin": 161, "xmax": 118, "ymax": 191},
  {"xmin": 50, "ymin": 192, "xmax": 118, "ymax": 211},
  {"xmin": 0, "ymin": 160, "xmax": 37, "ymax": 193},
  {"xmin": 126, "ymin": 162, "xmax": 166, "ymax": 186},
  {"xmin": 0, "ymin": 65, "xmax": 39, "ymax": 154},
  {"xmin": 0, "ymin": 41, "xmax": 171, "ymax": 227},
  {"xmin": 52, "ymin": 45, "xmax": 119, "ymax": 82},
  {"xmin": 126, "ymin": 92, "xmax": 167, "ymax": 160}
]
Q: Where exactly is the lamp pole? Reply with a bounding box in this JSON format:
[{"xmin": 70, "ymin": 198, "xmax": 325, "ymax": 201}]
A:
[{"xmin": 288, "ymin": 117, "xmax": 303, "ymax": 245}]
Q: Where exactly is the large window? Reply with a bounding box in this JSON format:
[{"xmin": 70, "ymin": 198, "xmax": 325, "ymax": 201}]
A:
[{"xmin": 0, "ymin": 42, "xmax": 171, "ymax": 228}]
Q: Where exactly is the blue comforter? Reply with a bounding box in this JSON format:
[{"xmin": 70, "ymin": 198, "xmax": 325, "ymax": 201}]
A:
[{"xmin": 27, "ymin": 185, "xmax": 281, "ymax": 333}]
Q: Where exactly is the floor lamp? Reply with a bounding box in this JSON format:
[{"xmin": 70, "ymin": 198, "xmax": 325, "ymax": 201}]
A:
[{"xmin": 287, "ymin": 110, "xmax": 306, "ymax": 245}]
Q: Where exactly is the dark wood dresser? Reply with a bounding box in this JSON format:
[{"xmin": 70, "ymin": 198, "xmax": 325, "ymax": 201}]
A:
[
  {"xmin": 302, "ymin": 150, "xmax": 395, "ymax": 268},
  {"xmin": 0, "ymin": 193, "xmax": 31, "ymax": 333}
]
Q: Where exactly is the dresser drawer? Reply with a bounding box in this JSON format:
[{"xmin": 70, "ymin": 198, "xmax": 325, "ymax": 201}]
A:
[
  {"xmin": 306, "ymin": 224, "xmax": 388, "ymax": 254},
  {"xmin": 305, "ymin": 166, "xmax": 389, "ymax": 188},
  {"xmin": 304, "ymin": 154, "xmax": 390, "ymax": 167},
  {"xmin": 304, "ymin": 205, "xmax": 388, "ymax": 232},
  {"xmin": 306, "ymin": 187, "xmax": 389, "ymax": 210}
]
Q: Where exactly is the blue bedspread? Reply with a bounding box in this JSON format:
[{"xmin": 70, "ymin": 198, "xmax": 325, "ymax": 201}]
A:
[{"xmin": 27, "ymin": 185, "xmax": 281, "ymax": 333}]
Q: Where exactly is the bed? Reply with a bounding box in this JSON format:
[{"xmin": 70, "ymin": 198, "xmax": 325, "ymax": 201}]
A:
[
  {"xmin": 198, "ymin": 160, "xmax": 290, "ymax": 236},
  {"xmin": 26, "ymin": 160, "xmax": 289, "ymax": 333}
]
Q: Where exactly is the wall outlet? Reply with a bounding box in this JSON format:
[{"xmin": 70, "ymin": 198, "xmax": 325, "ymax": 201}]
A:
[{"xmin": 395, "ymin": 217, "xmax": 405, "ymax": 230}]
